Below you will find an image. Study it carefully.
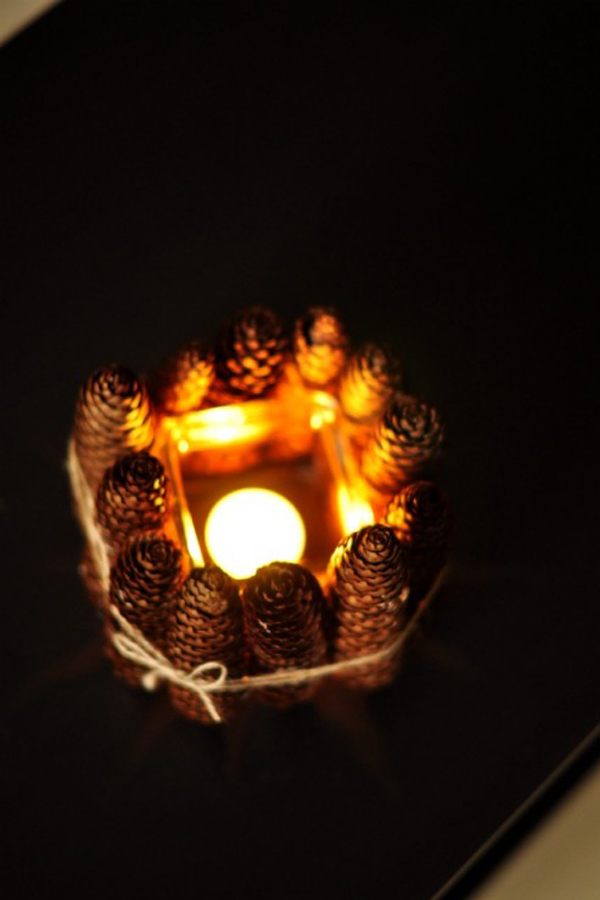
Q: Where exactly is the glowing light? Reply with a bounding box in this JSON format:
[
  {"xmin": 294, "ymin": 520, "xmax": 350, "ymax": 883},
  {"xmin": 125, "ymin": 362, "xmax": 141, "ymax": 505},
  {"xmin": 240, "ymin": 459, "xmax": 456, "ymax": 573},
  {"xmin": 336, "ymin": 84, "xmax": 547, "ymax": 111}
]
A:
[
  {"xmin": 336, "ymin": 485, "xmax": 374, "ymax": 534},
  {"xmin": 200, "ymin": 405, "xmax": 247, "ymax": 426},
  {"xmin": 311, "ymin": 391, "xmax": 337, "ymax": 414},
  {"xmin": 205, "ymin": 488, "xmax": 306, "ymax": 579},
  {"xmin": 168, "ymin": 404, "xmax": 267, "ymax": 446},
  {"xmin": 183, "ymin": 509, "xmax": 204, "ymax": 566},
  {"xmin": 311, "ymin": 407, "xmax": 336, "ymax": 429}
]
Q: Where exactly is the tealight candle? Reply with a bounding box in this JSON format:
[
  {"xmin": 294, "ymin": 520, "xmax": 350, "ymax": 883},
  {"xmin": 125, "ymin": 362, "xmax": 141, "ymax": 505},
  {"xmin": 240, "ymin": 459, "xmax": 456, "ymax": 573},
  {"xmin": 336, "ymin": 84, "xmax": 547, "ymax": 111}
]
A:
[{"xmin": 205, "ymin": 487, "xmax": 306, "ymax": 579}]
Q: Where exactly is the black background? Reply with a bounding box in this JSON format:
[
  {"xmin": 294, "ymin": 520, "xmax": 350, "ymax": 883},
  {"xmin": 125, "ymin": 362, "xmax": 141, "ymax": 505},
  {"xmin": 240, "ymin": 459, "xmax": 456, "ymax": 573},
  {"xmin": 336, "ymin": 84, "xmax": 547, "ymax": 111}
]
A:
[{"xmin": 1, "ymin": 4, "xmax": 597, "ymax": 900}]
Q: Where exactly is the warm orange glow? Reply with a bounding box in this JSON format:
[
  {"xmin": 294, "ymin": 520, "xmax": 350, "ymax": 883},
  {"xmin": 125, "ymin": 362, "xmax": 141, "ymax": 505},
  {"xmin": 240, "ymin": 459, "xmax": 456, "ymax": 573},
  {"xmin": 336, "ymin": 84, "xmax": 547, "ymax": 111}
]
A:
[
  {"xmin": 162, "ymin": 392, "xmax": 341, "ymax": 449},
  {"xmin": 336, "ymin": 484, "xmax": 375, "ymax": 534},
  {"xmin": 178, "ymin": 408, "xmax": 264, "ymax": 446},
  {"xmin": 165, "ymin": 402, "xmax": 295, "ymax": 449},
  {"xmin": 158, "ymin": 391, "xmax": 371, "ymax": 569},
  {"xmin": 310, "ymin": 408, "xmax": 336, "ymax": 430},
  {"xmin": 205, "ymin": 488, "xmax": 306, "ymax": 579},
  {"xmin": 182, "ymin": 508, "xmax": 204, "ymax": 566},
  {"xmin": 311, "ymin": 390, "xmax": 338, "ymax": 412}
]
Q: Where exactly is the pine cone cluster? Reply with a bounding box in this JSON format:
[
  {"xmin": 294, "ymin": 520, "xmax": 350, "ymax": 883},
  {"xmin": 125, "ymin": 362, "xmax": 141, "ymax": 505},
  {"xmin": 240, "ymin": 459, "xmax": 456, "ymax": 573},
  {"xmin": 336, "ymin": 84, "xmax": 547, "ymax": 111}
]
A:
[
  {"xmin": 327, "ymin": 524, "xmax": 409, "ymax": 688},
  {"xmin": 69, "ymin": 303, "xmax": 449, "ymax": 720},
  {"xmin": 362, "ymin": 395, "xmax": 444, "ymax": 493},
  {"xmin": 339, "ymin": 342, "xmax": 403, "ymax": 423},
  {"xmin": 167, "ymin": 566, "xmax": 245, "ymax": 723},
  {"xmin": 73, "ymin": 365, "xmax": 155, "ymax": 488},
  {"xmin": 150, "ymin": 340, "xmax": 214, "ymax": 414},
  {"xmin": 243, "ymin": 562, "xmax": 327, "ymax": 706},
  {"xmin": 385, "ymin": 481, "xmax": 450, "ymax": 602},
  {"xmin": 96, "ymin": 451, "xmax": 170, "ymax": 560},
  {"xmin": 293, "ymin": 306, "xmax": 349, "ymax": 386},
  {"xmin": 210, "ymin": 306, "xmax": 289, "ymax": 402}
]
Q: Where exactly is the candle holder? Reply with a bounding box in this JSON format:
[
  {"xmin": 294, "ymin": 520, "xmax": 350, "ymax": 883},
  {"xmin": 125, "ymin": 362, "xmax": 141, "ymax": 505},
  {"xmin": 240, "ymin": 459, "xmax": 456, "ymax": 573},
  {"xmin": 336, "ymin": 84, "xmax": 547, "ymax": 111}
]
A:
[{"xmin": 68, "ymin": 306, "xmax": 449, "ymax": 723}]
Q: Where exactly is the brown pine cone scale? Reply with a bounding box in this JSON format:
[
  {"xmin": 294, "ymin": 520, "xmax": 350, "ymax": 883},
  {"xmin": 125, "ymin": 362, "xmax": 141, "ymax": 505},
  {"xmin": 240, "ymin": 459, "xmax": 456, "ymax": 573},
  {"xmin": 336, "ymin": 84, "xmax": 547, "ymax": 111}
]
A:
[
  {"xmin": 73, "ymin": 364, "xmax": 155, "ymax": 488},
  {"xmin": 243, "ymin": 562, "xmax": 326, "ymax": 707},
  {"xmin": 149, "ymin": 340, "xmax": 214, "ymax": 414},
  {"xmin": 293, "ymin": 306, "xmax": 349, "ymax": 386},
  {"xmin": 210, "ymin": 306, "xmax": 289, "ymax": 403},
  {"xmin": 339, "ymin": 342, "xmax": 403, "ymax": 423},
  {"xmin": 96, "ymin": 451, "xmax": 170, "ymax": 561},
  {"xmin": 110, "ymin": 533, "xmax": 183, "ymax": 643},
  {"xmin": 327, "ymin": 524, "xmax": 409, "ymax": 688},
  {"xmin": 167, "ymin": 566, "xmax": 245, "ymax": 724},
  {"xmin": 107, "ymin": 533, "xmax": 183, "ymax": 687},
  {"xmin": 384, "ymin": 481, "xmax": 450, "ymax": 603},
  {"xmin": 361, "ymin": 395, "xmax": 444, "ymax": 493}
]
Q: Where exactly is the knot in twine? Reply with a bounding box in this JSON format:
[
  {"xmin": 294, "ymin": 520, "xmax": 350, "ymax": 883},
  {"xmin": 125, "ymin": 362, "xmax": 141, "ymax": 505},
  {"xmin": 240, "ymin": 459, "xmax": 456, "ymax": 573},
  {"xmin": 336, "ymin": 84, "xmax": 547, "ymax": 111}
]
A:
[{"xmin": 109, "ymin": 605, "xmax": 229, "ymax": 722}]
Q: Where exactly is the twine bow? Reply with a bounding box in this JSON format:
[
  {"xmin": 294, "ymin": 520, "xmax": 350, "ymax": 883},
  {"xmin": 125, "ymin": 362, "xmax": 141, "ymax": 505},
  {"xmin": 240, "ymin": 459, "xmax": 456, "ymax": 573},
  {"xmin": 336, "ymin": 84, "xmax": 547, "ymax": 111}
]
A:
[{"xmin": 109, "ymin": 605, "xmax": 228, "ymax": 722}]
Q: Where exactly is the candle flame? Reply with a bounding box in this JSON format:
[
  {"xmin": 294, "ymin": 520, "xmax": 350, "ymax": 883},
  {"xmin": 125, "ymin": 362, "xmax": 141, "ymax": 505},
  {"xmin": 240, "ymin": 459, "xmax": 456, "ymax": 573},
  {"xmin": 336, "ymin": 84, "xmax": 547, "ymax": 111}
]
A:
[
  {"xmin": 205, "ymin": 488, "xmax": 306, "ymax": 579},
  {"xmin": 182, "ymin": 507, "xmax": 204, "ymax": 566}
]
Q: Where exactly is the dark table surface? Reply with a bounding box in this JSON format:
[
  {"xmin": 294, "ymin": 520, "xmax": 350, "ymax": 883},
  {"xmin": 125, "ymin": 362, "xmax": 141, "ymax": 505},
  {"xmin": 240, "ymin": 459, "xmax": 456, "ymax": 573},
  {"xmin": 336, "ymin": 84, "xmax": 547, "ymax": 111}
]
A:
[{"xmin": 1, "ymin": 4, "xmax": 597, "ymax": 899}]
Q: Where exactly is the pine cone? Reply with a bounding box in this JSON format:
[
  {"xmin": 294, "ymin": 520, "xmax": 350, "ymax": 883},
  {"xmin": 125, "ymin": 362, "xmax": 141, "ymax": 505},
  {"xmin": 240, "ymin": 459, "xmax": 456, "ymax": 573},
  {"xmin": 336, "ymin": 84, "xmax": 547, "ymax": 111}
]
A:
[
  {"xmin": 293, "ymin": 306, "xmax": 349, "ymax": 386},
  {"xmin": 167, "ymin": 566, "xmax": 245, "ymax": 724},
  {"xmin": 361, "ymin": 395, "xmax": 444, "ymax": 493},
  {"xmin": 149, "ymin": 340, "xmax": 214, "ymax": 415},
  {"xmin": 73, "ymin": 365, "xmax": 155, "ymax": 489},
  {"xmin": 385, "ymin": 481, "xmax": 450, "ymax": 603},
  {"xmin": 209, "ymin": 306, "xmax": 289, "ymax": 402},
  {"xmin": 110, "ymin": 533, "xmax": 183, "ymax": 647},
  {"xmin": 243, "ymin": 562, "xmax": 327, "ymax": 707},
  {"xmin": 327, "ymin": 524, "xmax": 409, "ymax": 688},
  {"xmin": 339, "ymin": 343, "xmax": 403, "ymax": 423},
  {"xmin": 96, "ymin": 451, "xmax": 170, "ymax": 561}
]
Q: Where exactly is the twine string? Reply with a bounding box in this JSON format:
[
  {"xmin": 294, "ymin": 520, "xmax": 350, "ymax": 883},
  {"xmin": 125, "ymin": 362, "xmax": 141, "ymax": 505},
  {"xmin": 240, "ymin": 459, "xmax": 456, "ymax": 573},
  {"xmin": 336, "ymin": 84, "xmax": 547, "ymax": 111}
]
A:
[
  {"xmin": 67, "ymin": 440, "xmax": 446, "ymax": 724},
  {"xmin": 110, "ymin": 605, "xmax": 227, "ymax": 722},
  {"xmin": 67, "ymin": 439, "xmax": 111, "ymax": 591}
]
